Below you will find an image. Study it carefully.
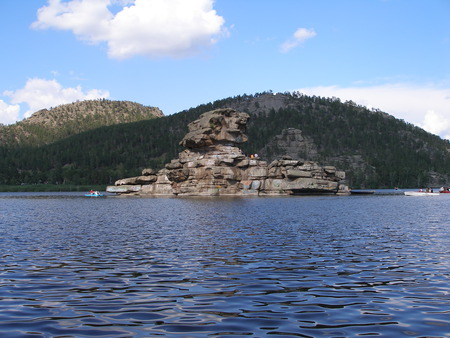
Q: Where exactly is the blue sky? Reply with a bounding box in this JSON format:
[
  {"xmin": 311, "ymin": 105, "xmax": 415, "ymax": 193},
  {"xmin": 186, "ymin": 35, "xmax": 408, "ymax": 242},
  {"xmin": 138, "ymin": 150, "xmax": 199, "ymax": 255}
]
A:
[{"xmin": 1, "ymin": 0, "xmax": 449, "ymax": 139}]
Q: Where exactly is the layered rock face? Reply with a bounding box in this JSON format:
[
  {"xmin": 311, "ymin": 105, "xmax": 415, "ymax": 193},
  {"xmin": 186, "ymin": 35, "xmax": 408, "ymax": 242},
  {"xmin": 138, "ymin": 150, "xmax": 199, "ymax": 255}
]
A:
[{"xmin": 106, "ymin": 108, "xmax": 349, "ymax": 196}]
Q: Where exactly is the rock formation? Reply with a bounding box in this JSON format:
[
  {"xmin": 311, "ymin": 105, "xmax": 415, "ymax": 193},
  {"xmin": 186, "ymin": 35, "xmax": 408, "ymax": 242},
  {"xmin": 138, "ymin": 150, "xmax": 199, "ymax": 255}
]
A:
[
  {"xmin": 106, "ymin": 108, "xmax": 349, "ymax": 196},
  {"xmin": 259, "ymin": 128, "xmax": 319, "ymax": 163}
]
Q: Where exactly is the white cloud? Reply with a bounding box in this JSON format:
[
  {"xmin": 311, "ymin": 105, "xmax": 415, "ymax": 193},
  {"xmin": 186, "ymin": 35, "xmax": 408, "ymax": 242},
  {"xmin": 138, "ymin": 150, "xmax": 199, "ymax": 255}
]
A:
[
  {"xmin": 32, "ymin": 0, "xmax": 113, "ymax": 42},
  {"xmin": 0, "ymin": 100, "xmax": 21, "ymax": 125},
  {"xmin": 32, "ymin": 0, "xmax": 227, "ymax": 59},
  {"xmin": 296, "ymin": 84, "xmax": 450, "ymax": 140},
  {"xmin": 1, "ymin": 78, "xmax": 109, "ymax": 124},
  {"xmin": 281, "ymin": 28, "xmax": 316, "ymax": 53},
  {"xmin": 421, "ymin": 110, "xmax": 450, "ymax": 140}
]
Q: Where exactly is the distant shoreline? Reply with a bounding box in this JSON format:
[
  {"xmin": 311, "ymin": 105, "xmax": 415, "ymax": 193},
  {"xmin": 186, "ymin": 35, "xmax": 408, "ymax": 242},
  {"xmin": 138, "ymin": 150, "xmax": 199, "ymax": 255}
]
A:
[{"xmin": 0, "ymin": 184, "xmax": 106, "ymax": 192}]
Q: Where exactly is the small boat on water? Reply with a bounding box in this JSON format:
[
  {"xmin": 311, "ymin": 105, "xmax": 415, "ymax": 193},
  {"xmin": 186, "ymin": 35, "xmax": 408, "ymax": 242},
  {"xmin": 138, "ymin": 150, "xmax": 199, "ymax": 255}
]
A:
[
  {"xmin": 85, "ymin": 191, "xmax": 104, "ymax": 197},
  {"xmin": 440, "ymin": 187, "xmax": 450, "ymax": 194},
  {"xmin": 404, "ymin": 191, "xmax": 439, "ymax": 196}
]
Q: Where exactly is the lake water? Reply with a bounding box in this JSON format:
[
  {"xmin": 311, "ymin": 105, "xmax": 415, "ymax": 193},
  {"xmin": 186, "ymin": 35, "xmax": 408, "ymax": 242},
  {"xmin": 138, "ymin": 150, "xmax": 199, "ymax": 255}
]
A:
[{"xmin": 1, "ymin": 191, "xmax": 450, "ymax": 337}]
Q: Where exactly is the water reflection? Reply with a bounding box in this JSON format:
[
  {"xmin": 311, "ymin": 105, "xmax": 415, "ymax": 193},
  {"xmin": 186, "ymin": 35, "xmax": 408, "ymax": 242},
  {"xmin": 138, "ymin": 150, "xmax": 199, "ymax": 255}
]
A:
[{"xmin": 1, "ymin": 193, "xmax": 450, "ymax": 336}]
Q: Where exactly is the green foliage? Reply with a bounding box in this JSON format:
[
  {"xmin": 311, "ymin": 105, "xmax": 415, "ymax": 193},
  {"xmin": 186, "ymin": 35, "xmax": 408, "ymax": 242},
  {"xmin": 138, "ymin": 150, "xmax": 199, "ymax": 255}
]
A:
[
  {"xmin": 0, "ymin": 99, "xmax": 162, "ymax": 147},
  {"xmin": 1, "ymin": 92, "xmax": 449, "ymax": 189},
  {"xmin": 0, "ymin": 184, "xmax": 106, "ymax": 192},
  {"xmin": 241, "ymin": 92, "xmax": 450, "ymax": 188}
]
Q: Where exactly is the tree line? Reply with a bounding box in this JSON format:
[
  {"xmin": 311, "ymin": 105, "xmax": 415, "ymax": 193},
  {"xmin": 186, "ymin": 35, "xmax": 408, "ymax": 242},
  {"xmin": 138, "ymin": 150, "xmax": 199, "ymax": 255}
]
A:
[{"xmin": 1, "ymin": 92, "xmax": 449, "ymax": 188}]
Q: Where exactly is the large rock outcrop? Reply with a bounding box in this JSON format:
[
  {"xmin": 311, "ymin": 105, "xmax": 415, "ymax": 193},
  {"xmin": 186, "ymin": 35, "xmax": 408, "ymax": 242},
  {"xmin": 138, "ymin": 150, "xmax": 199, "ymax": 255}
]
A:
[
  {"xmin": 106, "ymin": 108, "xmax": 349, "ymax": 196},
  {"xmin": 180, "ymin": 108, "xmax": 249, "ymax": 148}
]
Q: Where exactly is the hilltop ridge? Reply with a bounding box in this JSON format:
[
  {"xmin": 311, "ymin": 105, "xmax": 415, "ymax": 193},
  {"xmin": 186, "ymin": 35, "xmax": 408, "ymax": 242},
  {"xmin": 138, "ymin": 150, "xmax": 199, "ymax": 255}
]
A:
[{"xmin": 0, "ymin": 99, "xmax": 163, "ymax": 147}]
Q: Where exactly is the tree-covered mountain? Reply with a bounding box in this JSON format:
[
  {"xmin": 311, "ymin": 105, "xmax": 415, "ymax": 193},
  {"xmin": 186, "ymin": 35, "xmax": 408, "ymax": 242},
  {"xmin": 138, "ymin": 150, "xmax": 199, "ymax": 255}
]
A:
[
  {"xmin": 1, "ymin": 92, "xmax": 449, "ymax": 189},
  {"xmin": 0, "ymin": 99, "xmax": 163, "ymax": 147}
]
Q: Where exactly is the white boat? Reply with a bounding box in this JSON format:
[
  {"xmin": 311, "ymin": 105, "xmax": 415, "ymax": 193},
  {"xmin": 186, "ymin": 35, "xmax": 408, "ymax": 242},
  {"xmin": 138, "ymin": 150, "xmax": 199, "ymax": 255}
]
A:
[
  {"xmin": 85, "ymin": 191, "xmax": 104, "ymax": 197},
  {"xmin": 404, "ymin": 191, "xmax": 439, "ymax": 196}
]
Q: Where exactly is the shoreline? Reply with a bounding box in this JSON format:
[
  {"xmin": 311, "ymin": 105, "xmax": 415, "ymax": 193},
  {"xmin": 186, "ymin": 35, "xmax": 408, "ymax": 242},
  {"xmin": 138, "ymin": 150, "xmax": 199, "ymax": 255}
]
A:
[{"xmin": 0, "ymin": 184, "xmax": 106, "ymax": 193}]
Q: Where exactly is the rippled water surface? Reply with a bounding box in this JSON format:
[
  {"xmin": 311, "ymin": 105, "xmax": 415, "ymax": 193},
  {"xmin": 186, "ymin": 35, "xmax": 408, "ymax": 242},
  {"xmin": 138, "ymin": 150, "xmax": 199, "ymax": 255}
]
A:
[{"xmin": 1, "ymin": 192, "xmax": 450, "ymax": 337}]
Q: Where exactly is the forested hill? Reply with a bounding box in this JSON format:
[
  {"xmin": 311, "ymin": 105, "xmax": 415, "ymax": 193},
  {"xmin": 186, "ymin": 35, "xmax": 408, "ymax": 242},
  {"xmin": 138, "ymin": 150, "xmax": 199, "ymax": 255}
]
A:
[
  {"xmin": 0, "ymin": 99, "xmax": 163, "ymax": 147},
  {"xmin": 1, "ymin": 92, "xmax": 449, "ymax": 189},
  {"xmin": 185, "ymin": 92, "xmax": 450, "ymax": 188}
]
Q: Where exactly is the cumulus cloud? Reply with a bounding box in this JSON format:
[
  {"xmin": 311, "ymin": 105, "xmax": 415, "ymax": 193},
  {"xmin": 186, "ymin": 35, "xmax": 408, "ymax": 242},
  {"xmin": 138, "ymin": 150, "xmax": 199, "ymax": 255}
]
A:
[
  {"xmin": 0, "ymin": 100, "xmax": 21, "ymax": 125},
  {"xmin": 1, "ymin": 78, "xmax": 109, "ymax": 124},
  {"xmin": 296, "ymin": 84, "xmax": 450, "ymax": 140},
  {"xmin": 32, "ymin": 0, "xmax": 113, "ymax": 42},
  {"xmin": 421, "ymin": 110, "xmax": 450, "ymax": 140},
  {"xmin": 281, "ymin": 28, "xmax": 316, "ymax": 53},
  {"xmin": 32, "ymin": 0, "xmax": 227, "ymax": 59}
]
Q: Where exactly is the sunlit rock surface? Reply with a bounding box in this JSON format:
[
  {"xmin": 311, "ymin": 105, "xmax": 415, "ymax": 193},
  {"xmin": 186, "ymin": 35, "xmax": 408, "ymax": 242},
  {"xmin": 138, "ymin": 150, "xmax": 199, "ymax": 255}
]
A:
[{"xmin": 107, "ymin": 108, "xmax": 349, "ymax": 196}]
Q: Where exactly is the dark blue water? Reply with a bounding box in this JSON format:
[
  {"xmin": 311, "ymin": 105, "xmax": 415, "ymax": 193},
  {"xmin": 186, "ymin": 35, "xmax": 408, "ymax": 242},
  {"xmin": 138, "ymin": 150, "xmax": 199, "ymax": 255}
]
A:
[{"xmin": 1, "ymin": 192, "xmax": 450, "ymax": 337}]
